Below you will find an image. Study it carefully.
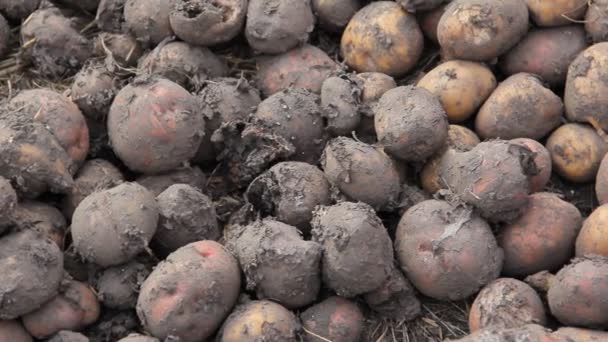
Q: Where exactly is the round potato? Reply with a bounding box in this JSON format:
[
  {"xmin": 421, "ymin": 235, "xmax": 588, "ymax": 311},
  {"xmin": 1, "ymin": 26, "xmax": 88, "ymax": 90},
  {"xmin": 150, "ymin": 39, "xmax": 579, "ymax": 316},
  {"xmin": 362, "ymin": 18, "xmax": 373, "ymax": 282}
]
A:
[
  {"xmin": 586, "ymin": 0, "xmax": 608, "ymax": 43},
  {"xmin": 124, "ymin": 0, "xmax": 174, "ymax": 46},
  {"xmin": 70, "ymin": 61, "xmax": 120, "ymax": 120},
  {"xmin": 575, "ymin": 204, "xmax": 608, "ymax": 258},
  {"xmin": 596, "ymin": 153, "xmax": 608, "ymax": 204},
  {"xmin": 525, "ymin": 0, "xmax": 587, "ymax": 27},
  {"xmin": 510, "ymin": 138, "xmax": 552, "ymax": 193},
  {"xmin": 301, "ymin": 297, "xmax": 363, "ymax": 342},
  {"xmin": 218, "ymin": 300, "xmax": 299, "ymax": 342}
]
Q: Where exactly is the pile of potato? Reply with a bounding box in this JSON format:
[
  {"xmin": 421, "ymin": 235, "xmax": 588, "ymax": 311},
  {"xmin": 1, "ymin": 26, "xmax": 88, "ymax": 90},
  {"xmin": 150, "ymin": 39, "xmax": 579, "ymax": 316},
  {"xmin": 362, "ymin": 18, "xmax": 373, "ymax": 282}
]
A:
[{"xmin": 1, "ymin": 0, "xmax": 608, "ymax": 341}]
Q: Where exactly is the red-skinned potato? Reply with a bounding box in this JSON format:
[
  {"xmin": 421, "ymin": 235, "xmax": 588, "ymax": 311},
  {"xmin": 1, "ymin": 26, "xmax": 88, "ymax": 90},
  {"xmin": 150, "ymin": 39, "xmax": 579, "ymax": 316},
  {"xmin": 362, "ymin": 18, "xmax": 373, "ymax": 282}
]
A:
[
  {"xmin": 510, "ymin": 138, "xmax": 552, "ymax": 193},
  {"xmin": 418, "ymin": 3, "xmax": 447, "ymax": 43},
  {"xmin": 218, "ymin": 300, "xmax": 299, "ymax": 342},
  {"xmin": 94, "ymin": 32, "xmax": 143, "ymax": 68},
  {"xmin": 525, "ymin": 0, "xmax": 587, "ymax": 27},
  {"xmin": 575, "ymin": 204, "xmax": 608, "ymax": 257},
  {"xmin": 312, "ymin": 0, "xmax": 361, "ymax": 32},
  {"xmin": 301, "ymin": 297, "xmax": 364, "ymax": 342},
  {"xmin": 586, "ymin": 0, "xmax": 608, "ymax": 43},
  {"xmin": 0, "ymin": 320, "xmax": 32, "ymax": 342},
  {"xmin": 341, "ymin": 1, "xmax": 424, "ymax": 77},
  {"xmin": 124, "ymin": 0, "xmax": 174, "ymax": 46},
  {"xmin": 597, "ymin": 153, "xmax": 608, "ymax": 204},
  {"xmin": 0, "ymin": 0, "xmax": 40, "ymax": 22}
]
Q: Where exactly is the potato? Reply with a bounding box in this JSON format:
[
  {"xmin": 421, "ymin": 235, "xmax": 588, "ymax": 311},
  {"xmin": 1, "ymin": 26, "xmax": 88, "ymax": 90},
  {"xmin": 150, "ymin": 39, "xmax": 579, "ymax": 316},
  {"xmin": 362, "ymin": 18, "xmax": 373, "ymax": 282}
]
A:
[
  {"xmin": 312, "ymin": 202, "xmax": 394, "ymax": 297},
  {"xmin": 353, "ymin": 72, "xmax": 397, "ymax": 140},
  {"xmin": 341, "ymin": 1, "xmax": 424, "ymax": 77},
  {"xmin": 499, "ymin": 192, "xmax": 582, "ymax": 277},
  {"xmin": 124, "ymin": 0, "xmax": 174, "ymax": 46},
  {"xmin": 597, "ymin": 154, "xmax": 608, "ymax": 204},
  {"xmin": 137, "ymin": 241, "xmax": 241, "ymax": 342},
  {"xmin": 71, "ymin": 182, "xmax": 158, "ymax": 267},
  {"xmin": 117, "ymin": 334, "xmax": 160, "ymax": 342},
  {"xmin": 417, "ymin": 60, "xmax": 496, "ymax": 123},
  {"xmin": 62, "ymin": 159, "xmax": 124, "ymax": 219},
  {"xmin": 363, "ymin": 265, "xmax": 421, "ymax": 321},
  {"xmin": 108, "ymin": 77, "xmax": 204, "ymax": 174},
  {"xmin": 0, "ymin": 13, "xmax": 8, "ymax": 58},
  {"xmin": 154, "ymin": 184, "xmax": 220, "ymax": 254},
  {"xmin": 246, "ymin": 162, "xmax": 331, "ymax": 232},
  {"xmin": 85, "ymin": 311, "xmax": 139, "ymax": 342},
  {"xmin": 553, "ymin": 327, "xmax": 608, "ymax": 342},
  {"xmin": 500, "ymin": 26, "xmax": 587, "ymax": 87},
  {"xmin": 0, "ymin": 229, "xmax": 64, "ymax": 319},
  {"xmin": 586, "ymin": 0, "xmax": 608, "ymax": 43},
  {"xmin": 22, "ymin": 280, "xmax": 100, "ymax": 339},
  {"xmin": 454, "ymin": 324, "xmax": 554, "ymax": 342},
  {"xmin": 96, "ymin": 0, "xmax": 125, "ymax": 33},
  {"xmin": 312, "ymin": 0, "xmax": 360, "ymax": 32},
  {"xmin": 418, "ymin": 3, "xmax": 447, "ymax": 43},
  {"xmin": 301, "ymin": 297, "xmax": 363, "ymax": 342},
  {"xmin": 320, "ymin": 76, "xmax": 361, "ymax": 136},
  {"xmin": 438, "ymin": 0, "xmax": 529, "ymax": 61},
  {"xmin": 47, "ymin": 331, "xmax": 89, "ymax": 342},
  {"xmin": 94, "ymin": 32, "xmax": 143, "ymax": 68},
  {"xmin": 13, "ymin": 201, "xmax": 67, "ymax": 249},
  {"xmin": 375, "ymin": 86, "xmax": 448, "ymax": 161},
  {"xmin": 0, "ymin": 0, "xmax": 39, "ymax": 21},
  {"xmin": 545, "ymin": 123, "xmax": 608, "ymax": 183},
  {"xmin": 138, "ymin": 42, "xmax": 227, "ymax": 90},
  {"xmin": 525, "ymin": 0, "xmax": 587, "ymax": 27},
  {"xmin": 136, "ymin": 166, "xmax": 206, "ymax": 197},
  {"xmin": 321, "ymin": 137, "xmax": 400, "ymax": 210},
  {"xmin": 0, "ymin": 320, "xmax": 32, "ymax": 342},
  {"xmin": 170, "ymin": 0, "xmax": 246, "ymax": 46},
  {"xmin": 256, "ymin": 44, "xmax": 338, "ymax": 97},
  {"xmin": 575, "ymin": 204, "xmax": 608, "ymax": 257},
  {"xmin": 510, "ymin": 138, "xmax": 552, "ymax": 193},
  {"xmin": 70, "ymin": 61, "xmax": 120, "ymax": 120},
  {"xmin": 0, "ymin": 176, "xmax": 16, "ymax": 233},
  {"xmin": 245, "ymin": 0, "xmax": 314, "ymax": 54},
  {"xmin": 395, "ymin": 200, "xmax": 503, "ymax": 300},
  {"xmin": 397, "ymin": 0, "xmax": 444, "ymax": 12},
  {"xmin": 254, "ymin": 88, "xmax": 324, "ymax": 164},
  {"xmin": 95, "ymin": 261, "xmax": 150, "ymax": 310},
  {"xmin": 469, "ymin": 278, "xmax": 546, "ymax": 332},
  {"xmin": 20, "ymin": 7, "xmax": 92, "ymax": 79},
  {"xmin": 218, "ymin": 300, "xmax": 299, "ymax": 342},
  {"xmin": 547, "ymin": 256, "xmax": 608, "ymax": 328}
]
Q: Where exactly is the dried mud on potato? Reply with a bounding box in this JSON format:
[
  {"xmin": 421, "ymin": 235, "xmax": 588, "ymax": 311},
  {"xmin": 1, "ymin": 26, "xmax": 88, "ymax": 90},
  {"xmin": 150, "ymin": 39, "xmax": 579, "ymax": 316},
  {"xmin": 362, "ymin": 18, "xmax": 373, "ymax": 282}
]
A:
[
  {"xmin": 453, "ymin": 324, "xmax": 554, "ymax": 342},
  {"xmin": 13, "ymin": 201, "xmax": 67, "ymax": 249},
  {"xmin": 301, "ymin": 296, "xmax": 364, "ymax": 342},
  {"xmin": 95, "ymin": 261, "xmax": 151, "ymax": 310},
  {"xmin": 363, "ymin": 265, "xmax": 421, "ymax": 321},
  {"xmin": 70, "ymin": 61, "xmax": 121, "ymax": 120},
  {"xmin": 320, "ymin": 76, "xmax": 361, "ymax": 136},
  {"xmin": 124, "ymin": 0, "xmax": 174, "ymax": 46}
]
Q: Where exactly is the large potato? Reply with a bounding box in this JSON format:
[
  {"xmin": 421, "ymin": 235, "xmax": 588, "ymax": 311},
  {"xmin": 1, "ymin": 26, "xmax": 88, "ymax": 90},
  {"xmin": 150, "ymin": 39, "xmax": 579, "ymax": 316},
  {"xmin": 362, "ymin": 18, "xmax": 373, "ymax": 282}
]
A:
[{"xmin": 525, "ymin": 0, "xmax": 587, "ymax": 27}]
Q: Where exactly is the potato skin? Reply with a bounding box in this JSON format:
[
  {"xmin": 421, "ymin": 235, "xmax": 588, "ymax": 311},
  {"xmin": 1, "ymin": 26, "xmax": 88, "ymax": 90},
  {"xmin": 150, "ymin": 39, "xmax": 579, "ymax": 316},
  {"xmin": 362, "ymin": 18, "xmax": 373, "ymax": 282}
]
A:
[
  {"xmin": 70, "ymin": 61, "xmax": 120, "ymax": 120},
  {"xmin": 95, "ymin": 261, "xmax": 150, "ymax": 310},
  {"xmin": 13, "ymin": 201, "xmax": 67, "ymax": 249},
  {"xmin": 454, "ymin": 324, "xmax": 555, "ymax": 342},
  {"xmin": 301, "ymin": 297, "xmax": 363, "ymax": 342},
  {"xmin": 117, "ymin": 334, "xmax": 160, "ymax": 342},
  {"xmin": 312, "ymin": 0, "xmax": 360, "ymax": 32},
  {"xmin": 575, "ymin": 204, "xmax": 608, "ymax": 258},
  {"xmin": 341, "ymin": 1, "xmax": 424, "ymax": 77},
  {"xmin": 510, "ymin": 138, "xmax": 552, "ymax": 193},
  {"xmin": 525, "ymin": 0, "xmax": 587, "ymax": 27},
  {"xmin": 545, "ymin": 124, "xmax": 608, "ymax": 183},
  {"xmin": 0, "ymin": 0, "xmax": 40, "ymax": 21},
  {"xmin": 124, "ymin": 0, "xmax": 174, "ymax": 46},
  {"xmin": 47, "ymin": 331, "xmax": 90, "ymax": 342},
  {"xmin": 475, "ymin": 73, "xmax": 563, "ymax": 140},
  {"xmin": 320, "ymin": 76, "xmax": 361, "ymax": 136},
  {"xmin": 363, "ymin": 266, "xmax": 421, "ymax": 321},
  {"xmin": 586, "ymin": 0, "xmax": 608, "ymax": 43},
  {"xmin": 417, "ymin": 60, "xmax": 496, "ymax": 123},
  {"xmin": 0, "ymin": 320, "xmax": 32, "ymax": 342},
  {"xmin": 0, "ymin": 176, "xmax": 16, "ymax": 233},
  {"xmin": 438, "ymin": 0, "xmax": 529, "ymax": 61},
  {"xmin": 395, "ymin": 200, "xmax": 503, "ymax": 300},
  {"xmin": 94, "ymin": 33, "xmax": 143, "ymax": 67},
  {"xmin": 137, "ymin": 241, "xmax": 241, "ymax": 342},
  {"xmin": 597, "ymin": 153, "xmax": 608, "ymax": 204},
  {"xmin": 136, "ymin": 166, "xmax": 206, "ymax": 197},
  {"xmin": 500, "ymin": 26, "xmax": 587, "ymax": 87},
  {"xmin": 553, "ymin": 327, "xmax": 608, "ymax": 342}
]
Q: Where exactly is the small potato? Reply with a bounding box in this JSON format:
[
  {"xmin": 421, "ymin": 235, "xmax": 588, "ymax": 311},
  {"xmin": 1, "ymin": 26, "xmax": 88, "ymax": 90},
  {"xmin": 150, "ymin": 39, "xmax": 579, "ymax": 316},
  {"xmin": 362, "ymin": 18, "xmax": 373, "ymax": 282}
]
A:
[
  {"xmin": 417, "ymin": 60, "xmax": 496, "ymax": 123},
  {"xmin": 0, "ymin": 0, "xmax": 40, "ymax": 21},
  {"xmin": 553, "ymin": 327, "xmax": 608, "ymax": 342},
  {"xmin": 94, "ymin": 32, "xmax": 143, "ymax": 68},
  {"xmin": 95, "ymin": 261, "xmax": 150, "ymax": 310},
  {"xmin": 47, "ymin": 331, "xmax": 89, "ymax": 342},
  {"xmin": 0, "ymin": 176, "xmax": 16, "ymax": 233},
  {"xmin": 547, "ymin": 256, "xmax": 608, "ymax": 328},
  {"xmin": 395, "ymin": 200, "xmax": 503, "ymax": 300},
  {"xmin": 136, "ymin": 166, "xmax": 206, "ymax": 197},
  {"xmin": 245, "ymin": 0, "xmax": 314, "ymax": 54},
  {"xmin": 586, "ymin": 0, "xmax": 608, "ymax": 43},
  {"xmin": 71, "ymin": 182, "xmax": 158, "ymax": 267},
  {"xmin": 375, "ymin": 86, "xmax": 448, "ymax": 161},
  {"xmin": 218, "ymin": 300, "xmax": 299, "ymax": 342},
  {"xmin": 320, "ymin": 76, "xmax": 361, "ymax": 136},
  {"xmin": 525, "ymin": 0, "xmax": 587, "ymax": 27},
  {"xmin": 170, "ymin": 0, "xmax": 247, "ymax": 46},
  {"xmin": 353, "ymin": 72, "xmax": 397, "ymax": 140},
  {"xmin": 438, "ymin": 0, "xmax": 529, "ymax": 61},
  {"xmin": 13, "ymin": 201, "xmax": 67, "ymax": 249},
  {"xmin": 510, "ymin": 138, "xmax": 552, "ymax": 193},
  {"xmin": 96, "ymin": 0, "xmax": 125, "ymax": 33},
  {"xmin": 575, "ymin": 204, "xmax": 608, "ymax": 257},
  {"xmin": 22, "ymin": 280, "xmax": 100, "ymax": 339},
  {"xmin": 454, "ymin": 324, "xmax": 554, "ymax": 342},
  {"xmin": 418, "ymin": 3, "xmax": 447, "ymax": 43},
  {"xmin": 301, "ymin": 297, "xmax": 363, "ymax": 342},
  {"xmin": 499, "ymin": 193, "xmax": 582, "ymax": 277},
  {"xmin": 500, "ymin": 26, "xmax": 587, "ymax": 87},
  {"xmin": 256, "ymin": 44, "xmax": 338, "ymax": 97},
  {"xmin": 597, "ymin": 153, "xmax": 608, "ymax": 204},
  {"xmin": 363, "ymin": 266, "xmax": 421, "ymax": 321},
  {"xmin": 137, "ymin": 241, "xmax": 241, "ymax": 342},
  {"xmin": 545, "ymin": 123, "xmax": 608, "ymax": 183},
  {"xmin": 312, "ymin": 0, "xmax": 361, "ymax": 32},
  {"xmin": 117, "ymin": 334, "xmax": 160, "ymax": 342},
  {"xmin": 0, "ymin": 13, "xmax": 8, "ymax": 58},
  {"xmin": 341, "ymin": 1, "xmax": 424, "ymax": 77},
  {"xmin": 312, "ymin": 202, "xmax": 394, "ymax": 297},
  {"xmin": 70, "ymin": 61, "xmax": 120, "ymax": 120},
  {"xmin": 108, "ymin": 78, "xmax": 205, "ymax": 174},
  {"xmin": 469, "ymin": 278, "xmax": 546, "ymax": 332},
  {"xmin": 124, "ymin": 0, "xmax": 174, "ymax": 46},
  {"xmin": 0, "ymin": 320, "xmax": 32, "ymax": 342}
]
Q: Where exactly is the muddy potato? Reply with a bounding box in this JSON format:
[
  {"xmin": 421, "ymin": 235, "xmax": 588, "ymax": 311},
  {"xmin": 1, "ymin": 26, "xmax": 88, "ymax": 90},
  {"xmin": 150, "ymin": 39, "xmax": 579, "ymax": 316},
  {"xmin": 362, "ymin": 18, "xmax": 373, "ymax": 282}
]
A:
[
  {"xmin": 94, "ymin": 33, "xmax": 143, "ymax": 67},
  {"xmin": 586, "ymin": 0, "xmax": 608, "ymax": 43},
  {"xmin": 454, "ymin": 324, "xmax": 554, "ymax": 342},
  {"xmin": 548, "ymin": 256, "xmax": 608, "ymax": 328},
  {"xmin": 136, "ymin": 167, "xmax": 206, "ymax": 197},
  {"xmin": 0, "ymin": 176, "xmax": 16, "ymax": 233},
  {"xmin": 312, "ymin": 0, "xmax": 360, "ymax": 32},
  {"xmin": 396, "ymin": 200, "xmax": 503, "ymax": 300},
  {"xmin": 341, "ymin": 1, "xmax": 424, "ymax": 77},
  {"xmin": 124, "ymin": 0, "xmax": 174, "ymax": 46},
  {"xmin": 363, "ymin": 265, "xmax": 421, "ymax": 321},
  {"xmin": 71, "ymin": 182, "xmax": 158, "ymax": 267},
  {"xmin": 526, "ymin": 0, "xmax": 587, "ymax": 27},
  {"xmin": 553, "ymin": 327, "xmax": 608, "ymax": 342},
  {"xmin": 476, "ymin": 73, "xmax": 563, "ymax": 140},
  {"xmin": 510, "ymin": 138, "xmax": 552, "ymax": 193},
  {"xmin": 417, "ymin": 60, "xmax": 496, "ymax": 123},
  {"xmin": 0, "ymin": 320, "xmax": 32, "ymax": 342},
  {"xmin": 500, "ymin": 26, "xmax": 587, "ymax": 87},
  {"xmin": 418, "ymin": 3, "xmax": 447, "ymax": 43},
  {"xmin": 576, "ymin": 204, "xmax": 608, "ymax": 258},
  {"xmin": 47, "ymin": 331, "xmax": 89, "ymax": 342},
  {"xmin": 438, "ymin": 0, "xmax": 528, "ymax": 61},
  {"xmin": 218, "ymin": 300, "xmax": 299, "ymax": 342},
  {"xmin": 256, "ymin": 44, "xmax": 338, "ymax": 97},
  {"xmin": 71, "ymin": 61, "xmax": 120, "ymax": 120},
  {"xmin": 137, "ymin": 241, "xmax": 241, "ymax": 342},
  {"xmin": 353, "ymin": 72, "xmax": 397, "ymax": 140},
  {"xmin": 546, "ymin": 124, "xmax": 608, "ymax": 183},
  {"xmin": 117, "ymin": 334, "xmax": 160, "ymax": 342},
  {"xmin": 96, "ymin": 0, "xmax": 125, "ymax": 33},
  {"xmin": 0, "ymin": 229, "xmax": 64, "ymax": 319},
  {"xmin": 95, "ymin": 261, "xmax": 150, "ymax": 310},
  {"xmin": 301, "ymin": 297, "xmax": 363, "ymax": 342},
  {"xmin": 0, "ymin": 0, "xmax": 39, "ymax": 21},
  {"xmin": 312, "ymin": 202, "xmax": 394, "ymax": 297},
  {"xmin": 13, "ymin": 201, "xmax": 67, "ymax": 249},
  {"xmin": 320, "ymin": 76, "xmax": 361, "ymax": 136},
  {"xmin": 597, "ymin": 154, "xmax": 608, "ymax": 204}
]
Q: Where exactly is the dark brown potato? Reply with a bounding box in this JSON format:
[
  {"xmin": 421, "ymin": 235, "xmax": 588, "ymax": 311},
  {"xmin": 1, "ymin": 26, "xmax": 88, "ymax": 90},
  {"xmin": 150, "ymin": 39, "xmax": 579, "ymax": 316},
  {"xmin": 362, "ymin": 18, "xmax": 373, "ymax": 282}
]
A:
[
  {"xmin": 586, "ymin": 0, "xmax": 608, "ymax": 43},
  {"xmin": 575, "ymin": 204, "xmax": 608, "ymax": 258},
  {"xmin": 0, "ymin": 0, "xmax": 40, "ymax": 21},
  {"xmin": 469, "ymin": 278, "xmax": 546, "ymax": 332},
  {"xmin": 138, "ymin": 42, "xmax": 227, "ymax": 89},
  {"xmin": 500, "ymin": 26, "xmax": 587, "ymax": 87},
  {"xmin": 312, "ymin": 0, "xmax": 360, "ymax": 32},
  {"xmin": 0, "ymin": 320, "xmax": 32, "ymax": 342},
  {"xmin": 108, "ymin": 77, "xmax": 205, "ymax": 174},
  {"xmin": 375, "ymin": 86, "xmax": 448, "ymax": 161},
  {"xmin": 0, "ymin": 13, "xmax": 8, "ymax": 59},
  {"xmin": 123, "ymin": 0, "xmax": 174, "ymax": 46},
  {"xmin": 453, "ymin": 324, "xmax": 554, "ymax": 342},
  {"xmin": 20, "ymin": 7, "xmax": 92, "ymax": 79},
  {"xmin": 321, "ymin": 137, "xmax": 401, "ymax": 210},
  {"xmin": 71, "ymin": 182, "xmax": 158, "ymax": 267},
  {"xmin": 526, "ymin": 0, "xmax": 587, "ymax": 27},
  {"xmin": 117, "ymin": 334, "xmax": 160, "ymax": 342},
  {"xmin": 545, "ymin": 123, "xmax": 608, "ymax": 183},
  {"xmin": 256, "ymin": 44, "xmax": 338, "ymax": 97},
  {"xmin": 418, "ymin": 3, "xmax": 447, "ymax": 43},
  {"xmin": 438, "ymin": 0, "xmax": 529, "ymax": 61},
  {"xmin": 136, "ymin": 166, "xmax": 207, "ymax": 197},
  {"xmin": 341, "ymin": 1, "xmax": 424, "ymax": 77},
  {"xmin": 96, "ymin": 0, "xmax": 125, "ymax": 33},
  {"xmin": 0, "ymin": 229, "xmax": 64, "ymax": 319},
  {"xmin": 301, "ymin": 297, "xmax": 364, "ymax": 342},
  {"xmin": 94, "ymin": 32, "xmax": 143, "ymax": 68},
  {"xmin": 228, "ymin": 219, "xmax": 322, "ymax": 308},
  {"xmin": 95, "ymin": 261, "xmax": 150, "ymax": 310},
  {"xmin": 597, "ymin": 153, "xmax": 608, "ymax": 204},
  {"xmin": 245, "ymin": 0, "xmax": 314, "ymax": 54},
  {"xmin": 154, "ymin": 184, "xmax": 220, "ymax": 254},
  {"xmin": 13, "ymin": 201, "xmax": 67, "ymax": 249},
  {"xmin": 320, "ymin": 76, "xmax": 361, "ymax": 136},
  {"xmin": 510, "ymin": 138, "xmax": 552, "ymax": 193},
  {"xmin": 47, "ymin": 331, "xmax": 89, "ymax": 342},
  {"xmin": 70, "ymin": 61, "xmax": 120, "ymax": 120},
  {"xmin": 246, "ymin": 161, "xmax": 331, "ymax": 232},
  {"xmin": 22, "ymin": 280, "xmax": 100, "ymax": 339},
  {"xmin": 547, "ymin": 256, "xmax": 608, "ymax": 328},
  {"xmin": 363, "ymin": 265, "xmax": 421, "ymax": 321},
  {"xmin": 499, "ymin": 192, "xmax": 582, "ymax": 277},
  {"xmin": 217, "ymin": 300, "xmax": 299, "ymax": 342},
  {"xmin": 170, "ymin": 0, "xmax": 247, "ymax": 46},
  {"xmin": 311, "ymin": 202, "xmax": 394, "ymax": 297},
  {"xmin": 395, "ymin": 200, "xmax": 503, "ymax": 300},
  {"xmin": 475, "ymin": 73, "xmax": 563, "ymax": 140},
  {"xmin": 137, "ymin": 241, "xmax": 241, "ymax": 342},
  {"xmin": 0, "ymin": 176, "xmax": 16, "ymax": 233}
]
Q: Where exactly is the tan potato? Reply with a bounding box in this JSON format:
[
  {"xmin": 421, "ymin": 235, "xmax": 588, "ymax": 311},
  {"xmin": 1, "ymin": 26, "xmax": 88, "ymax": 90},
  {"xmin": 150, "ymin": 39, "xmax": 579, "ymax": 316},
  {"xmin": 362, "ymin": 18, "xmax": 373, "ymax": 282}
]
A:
[
  {"xmin": 586, "ymin": 0, "xmax": 608, "ymax": 43},
  {"xmin": 525, "ymin": 0, "xmax": 587, "ymax": 27},
  {"xmin": 596, "ymin": 153, "xmax": 608, "ymax": 204},
  {"xmin": 553, "ymin": 327, "xmax": 608, "ymax": 342},
  {"xmin": 510, "ymin": 138, "xmax": 552, "ymax": 193},
  {"xmin": 218, "ymin": 300, "xmax": 299, "ymax": 342},
  {"xmin": 575, "ymin": 204, "xmax": 608, "ymax": 258}
]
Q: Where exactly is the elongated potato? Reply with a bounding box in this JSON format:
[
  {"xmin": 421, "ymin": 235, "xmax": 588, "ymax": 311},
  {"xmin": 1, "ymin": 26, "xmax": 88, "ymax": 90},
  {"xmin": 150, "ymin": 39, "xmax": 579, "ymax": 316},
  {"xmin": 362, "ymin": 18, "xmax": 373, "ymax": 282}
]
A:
[
  {"xmin": 526, "ymin": 0, "xmax": 587, "ymax": 27},
  {"xmin": 575, "ymin": 204, "xmax": 608, "ymax": 257}
]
